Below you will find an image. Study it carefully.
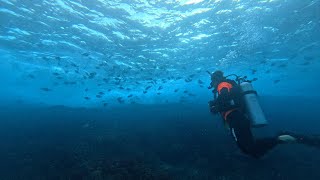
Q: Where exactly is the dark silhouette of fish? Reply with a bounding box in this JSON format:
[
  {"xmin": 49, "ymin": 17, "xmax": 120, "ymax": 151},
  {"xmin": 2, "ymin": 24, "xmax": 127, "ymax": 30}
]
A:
[
  {"xmin": 278, "ymin": 64, "xmax": 287, "ymax": 68},
  {"xmin": 117, "ymin": 97, "xmax": 124, "ymax": 104},
  {"xmin": 82, "ymin": 52, "xmax": 90, "ymax": 56},
  {"xmin": 145, "ymin": 86, "xmax": 152, "ymax": 90},
  {"xmin": 84, "ymin": 97, "xmax": 90, "ymax": 100},
  {"xmin": 198, "ymin": 80, "xmax": 204, "ymax": 84},
  {"xmin": 96, "ymin": 95, "xmax": 102, "ymax": 98},
  {"xmin": 260, "ymin": 60, "xmax": 267, "ymax": 64},
  {"xmin": 185, "ymin": 78, "xmax": 192, "ymax": 82},
  {"xmin": 143, "ymin": 91, "xmax": 147, "ymax": 94},
  {"xmin": 174, "ymin": 89, "xmax": 179, "ymax": 92},
  {"xmin": 88, "ymin": 72, "xmax": 96, "ymax": 79},
  {"xmin": 128, "ymin": 94, "xmax": 133, "ymax": 98},
  {"xmin": 98, "ymin": 92, "xmax": 104, "ymax": 95},
  {"xmin": 304, "ymin": 56, "xmax": 314, "ymax": 61},
  {"xmin": 41, "ymin": 88, "xmax": 51, "ymax": 92},
  {"xmin": 158, "ymin": 86, "xmax": 163, "ymax": 90},
  {"xmin": 301, "ymin": 61, "xmax": 310, "ymax": 66},
  {"xmin": 251, "ymin": 69, "xmax": 257, "ymax": 75},
  {"xmin": 103, "ymin": 78, "xmax": 108, "ymax": 83},
  {"xmin": 273, "ymin": 80, "xmax": 280, "ymax": 84},
  {"xmin": 85, "ymin": 88, "xmax": 89, "ymax": 92},
  {"xmin": 28, "ymin": 74, "xmax": 35, "ymax": 79}
]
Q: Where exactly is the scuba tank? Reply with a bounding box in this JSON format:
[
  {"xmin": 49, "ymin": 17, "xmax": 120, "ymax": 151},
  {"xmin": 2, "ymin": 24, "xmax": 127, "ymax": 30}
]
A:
[
  {"xmin": 240, "ymin": 82, "xmax": 268, "ymax": 127},
  {"xmin": 223, "ymin": 74, "xmax": 268, "ymax": 128}
]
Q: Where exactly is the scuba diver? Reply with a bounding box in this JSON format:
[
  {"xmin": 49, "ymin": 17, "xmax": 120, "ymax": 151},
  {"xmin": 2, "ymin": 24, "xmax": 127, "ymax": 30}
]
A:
[{"xmin": 208, "ymin": 70, "xmax": 320, "ymax": 158}]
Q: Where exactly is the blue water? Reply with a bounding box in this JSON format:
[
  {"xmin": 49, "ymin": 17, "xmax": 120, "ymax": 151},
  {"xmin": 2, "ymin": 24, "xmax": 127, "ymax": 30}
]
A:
[{"xmin": 0, "ymin": 0, "xmax": 320, "ymax": 179}]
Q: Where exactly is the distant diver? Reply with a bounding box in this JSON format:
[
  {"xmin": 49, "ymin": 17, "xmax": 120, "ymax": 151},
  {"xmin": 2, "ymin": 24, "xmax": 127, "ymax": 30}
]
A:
[{"xmin": 208, "ymin": 70, "xmax": 320, "ymax": 158}]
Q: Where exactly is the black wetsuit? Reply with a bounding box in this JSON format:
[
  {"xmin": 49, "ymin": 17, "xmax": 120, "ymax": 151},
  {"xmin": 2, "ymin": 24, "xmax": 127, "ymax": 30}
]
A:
[{"xmin": 210, "ymin": 79, "xmax": 280, "ymax": 158}]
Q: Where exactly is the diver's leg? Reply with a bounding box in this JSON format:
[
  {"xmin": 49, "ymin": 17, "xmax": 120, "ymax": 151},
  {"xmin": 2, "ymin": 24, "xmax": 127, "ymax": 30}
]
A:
[
  {"xmin": 279, "ymin": 132, "xmax": 320, "ymax": 148},
  {"xmin": 227, "ymin": 110, "xmax": 279, "ymax": 158}
]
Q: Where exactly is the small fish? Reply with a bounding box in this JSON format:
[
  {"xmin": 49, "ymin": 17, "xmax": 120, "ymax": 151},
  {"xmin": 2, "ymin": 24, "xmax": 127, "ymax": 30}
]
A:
[
  {"xmin": 304, "ymin": 56, "xmax": 314, "ymax": 61},
  {"xmin": 88, "ymin": 72, "xmax": 96, "ymax": 79},
  {"xmin": 260, "ymin": 60, "xmax": 267, "ymax": 64},
  {"xmin": 97, "ymin": 84, "xmax": 102, "ymax": 86},
  {"xmin": 198, "ymin": 80, "xmax": 204, "ymax": 84},
  {"xmin": 41, "ymin": 88, "xmax": 51, "ymax": 92},
  {"xmin": 126, "ymin": 88, "xmax": 131, "ymax": 91},
  {"xmin": 271, "ymin": 63, "xmax": 276, "ymax": 67},
  {"xmin": 103, "ymin": 102, "xmax": 108, "ymax": 107},
  {"xmin": 143, "ymin": 91, "xmax": 147, "ymax": 94},
  {"xmin": 82, "ymin": 52, "xmax": 90, "ymax": 56},
  {"xmin": 183, "ymin": 90, "xmax": 188, "ymax": 93},
  {"xmin": 188, "ymin": 93, "xmax": 196, "ymax": 97},
  {"xmin": 278, "ymin": 64, "xmax": 287, "ymax": 68},
  {"xmin": 117, "ymin": 97, "xmax": 124, "ymax": 104},
  {"xmin": 289, "ymin": 54, "xmax": 298, "ymax": 60},
  {"xmin": 98, "ymin": 92, "xmax": 105, "ymax": 95},
  {"xmin": 84, "ymin": 97, "xmax": 90, "ymax": 100},
  {"xmin": 174, "ymin": 89, "xmax": 179, "ymax": 92},
  {"xmin": 157, "ymin": 92, "xmax": 161, "ymax": 95},
  {"xmin": 103, "ymin": 78, "xmax": 108, "ymax": 83},
  {"xmin": 85, "ymin": 88, "xmax": 89, "ymax": 92},
  {"xmin": 55, "ymin": 56, "xmax": 61, "ymax": 61},
  {"xmin": 273, "ymin": 80, "xmax": 280, "ymax": 84},
  {"xmin": 119, "ymin": 86, "xmax": 125, "ymax": 90},
  {"xmin": 251, "ymin": 69, "xmax": 257, "ymax": 75},
  {"xmin": 265, "ymin": 70, "xmax": 271, "ymax": 74},
  {"xmin": 185, "ymin": 78, "xmax": 192, "ymax": 82},
  {"xmin": 158, "ymin": 86, "xmax": 163, "ymax": 90},
  {"xmin": 96, "ymin": 95, "xmax": 102, "ymax": 98},
  {"xmin": 52, "ymin": 72, "xmax": 60, "ymax": 76},
  {"xmin": 145, "ymin": 86, "xmax": 152, "ymax": 90},
  {"xmin": 128, "ymin": 94, "xmax": 133, "ymax": 98},
  {"xmin": 28, "ymin": 74, "xmax": 35, "ymax": 79},
  {"xmin": 70, "ymin": 63, "xmax": 78, "ymax": 67},
  {"xmin": 301, "ymin": 62, "xmax": 310, "ymax": 66},
  {"xmin": 108, "ymin": 89, "xmax": 112, "ymax": 92}
]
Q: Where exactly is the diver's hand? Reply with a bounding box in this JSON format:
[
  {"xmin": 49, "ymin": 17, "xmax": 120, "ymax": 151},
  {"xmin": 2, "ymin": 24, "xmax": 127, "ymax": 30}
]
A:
[{"xmin": 208, "ymin": 100, "xmax": 219, "ymax": 114}]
